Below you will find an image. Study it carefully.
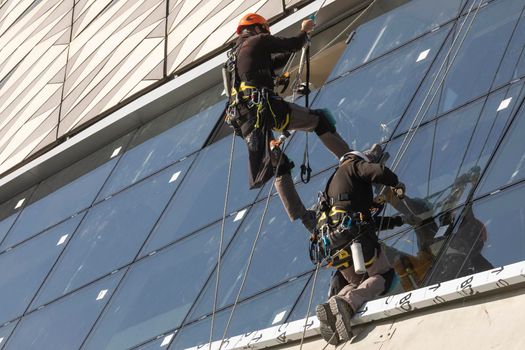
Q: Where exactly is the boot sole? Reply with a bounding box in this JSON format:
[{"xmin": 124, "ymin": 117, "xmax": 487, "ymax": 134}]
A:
[
  {"xmin": 329, "ymin": 297, "xmax": 353, "ymax": 342},
  {"xmin": 316, "ymin": 304, "xmax": 339, "ymax": 345}
]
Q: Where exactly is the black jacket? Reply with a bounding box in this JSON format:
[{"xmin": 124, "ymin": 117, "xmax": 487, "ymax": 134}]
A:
[
  {"xmin": 235, "ymin": 31, "xmax": 307, "ymax": 88},
  {"xmin": 327, "ymin": 155, "xmax": 399, "ymax": 216}
]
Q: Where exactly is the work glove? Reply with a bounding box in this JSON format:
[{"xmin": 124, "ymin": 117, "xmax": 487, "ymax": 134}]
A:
[{"xmin": 391, "ymin": 182, "xmax": 406, "ymax": 200}]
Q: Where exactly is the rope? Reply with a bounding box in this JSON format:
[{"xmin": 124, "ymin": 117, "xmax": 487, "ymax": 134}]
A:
[
  {"xmin": 378, "ymin": 0, "xmax": 483, "ymax": 234},
  {"xmin": 298, "ymin": 262, "xmax": 321, "ymax": 350},
  {"xmin": 390, "ymin": 0, "xmax": 482, "ymax": 172},
  {"xmin": 209, "ymin": 132, "xmax": 236, "ymax": 349},
  {"xmin": 218, "ymin": 137, "xmax": 291, "ymax": 349}
]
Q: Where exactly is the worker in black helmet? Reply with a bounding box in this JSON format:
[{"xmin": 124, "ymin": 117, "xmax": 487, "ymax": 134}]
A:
[
  {"xmin": 312, "ymin": 150, "xmax": 406, "ymax": 345},
  {"xmin": 224, "ymin": 13, "xmax": 353, "ymax": 233}
]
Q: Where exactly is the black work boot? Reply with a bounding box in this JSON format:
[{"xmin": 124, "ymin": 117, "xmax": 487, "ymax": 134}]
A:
[
  {"xmin": 300, "ymin": 210, "xmax": 317, "ymax": 234},
  {"xmin": 316, "ymin": 303, "xmax": 339, "ymax": 345},
  {"xmin": 329, "ymin": 296, "xmax": 354, "ymax": 343}
]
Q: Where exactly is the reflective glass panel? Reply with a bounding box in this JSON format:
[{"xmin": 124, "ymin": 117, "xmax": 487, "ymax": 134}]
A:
[
  {"xmin": 428, "ymin": 182, "xmax": 525, "ymax": 284},
  {"xmin": 139, "ymin": 136, "xmax": 258, "ymax": 255},
  {"xmin": 0, "ymin": 214, "xmax": 85, "ymax": 325},
  {"xmin": 0, "ymin": 186, "xmax": 36, "ymax": 245},
  {"xmin": 30, "ymin": 159, "xmax": 192, "ymax": 309},
  {"xmin": 0, "ymin": 320, "xmax": 18, "ymax": 350},
  {"xmin": 397, "ymin": 0, "xmax": 525, "ymax": 130},
  {"xmin": 287, "ymin": 268, "xmax": 333, "ymax": 322},
  {"xmin": 476, "ymin": 100, "xmax": 525, "ymax": 195},
  {"xmin": 311, "ymin": 25, "xmax": 450, "ymax": 155},
  {"xmin": 169, "ymin": 276, "xmax": 309, "ymax": 350},
  {"xmin": 493, "ymin": 8, "xmax": 525, "ymax": 87},
  {"xmin": 330, "ymin": 0, "xmax": 463, "ymax": 78},
  {"xmin": 1, "ymin": 135, "xmax": 133, "ymax": 250},
  {"xmin": 381, "ymin": 208, "xmax": 462, "ymax": 291},
  {"xmin": 187, "ymin": 179, "xmax": 322, "ymax": 321},
  {"xmin": 81, "ymin": 216, "xmax": 240, "ymax": 350},
  {"xmin": 3, "ymin": 271, "xmax": 125, "ymax": 350},
  {"xmin": 98, "ymin": 101, "xmax": 224, "ymax": 199},
  {"xmin": 383, "ymin": 84, "xmax": 523, "ymax": 232}
]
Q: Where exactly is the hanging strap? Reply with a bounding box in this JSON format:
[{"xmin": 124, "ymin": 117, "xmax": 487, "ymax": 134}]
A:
[{"xmin": 300, "ymin": 35, "xmax": 312, "ymax": 183}]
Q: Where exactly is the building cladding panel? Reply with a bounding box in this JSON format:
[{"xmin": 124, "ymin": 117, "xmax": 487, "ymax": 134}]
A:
[
  {"xmin": 0, "ymin": 0, "xmax": 290, "ymax": 176},
  {"xmin": 0, "ymin": 0, "xmax": 524, "ymax": 349}
]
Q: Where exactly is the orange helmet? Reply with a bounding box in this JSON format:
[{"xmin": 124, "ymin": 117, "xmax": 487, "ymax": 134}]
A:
[{"xmin": 236, "ymin": 13, "xmax": 269, "ymax": 34}]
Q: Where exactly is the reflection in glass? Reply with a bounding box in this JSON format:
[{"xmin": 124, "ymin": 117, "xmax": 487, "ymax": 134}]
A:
[
  {"xmin": 81, "ymin": 216, "xmax": 239, "ymax": 350},
  {"xmin": 427, "ymin": 190, "xmax": 511, "ymax": 284},
  {"xmin": 98, "ymin": 100, "xmax": 224, "ymax": 199},
  {"xmin": 3, "ymin": 271, "xmax": 124, "ymax": 350},
  {"xmin": 170, "ymin": 276, "xmax": 309, "ymax": 350},
  {"xmin": 330, "ymin": 0, "xmax": 463, "ymax": 78},
  {"xmin": 0, "ymin": 214, "xmax": 84, "ymax": 325},
  {"xmin": 141, "ymin": 136, "xmax": 258, "ymax": 255},
  {"xmin": 385, "ymin": 84, "xmax": 523, "ymax": 227},
  {"xmin": 1, "ymin": 134, "xmax": 133, "ymax": 250},
  {"xmin": 381, "ymin": 208, "xmax": 461, "ymax": 291},
  {"xmin": 313, "ymin": 25, "xmax": 450, "ymax": 153},
  {"xmin": 30, "ymin": 159, "xmax": 192, "ymax": 309},
  {"xmin": 0, "ymin": 186, "xmax": 36, "ymax": 246}
]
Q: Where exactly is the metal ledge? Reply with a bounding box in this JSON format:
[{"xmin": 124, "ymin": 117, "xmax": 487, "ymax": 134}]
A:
[{"xmin": 187, "ymin": 260, "xmax": 525, "ymax": 349}]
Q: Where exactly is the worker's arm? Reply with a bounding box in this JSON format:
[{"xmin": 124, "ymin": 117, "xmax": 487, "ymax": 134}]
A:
[
  {"xmin": 261, "ymin": 19, "xmax": 314, "ymax": 54},
  {"xmin": 355, "ymin": 161, "xmax": 399, "ymax": 187},
  {"xmin": 271, "ymin": 52, "xmax": 292, "ymax": 70}
]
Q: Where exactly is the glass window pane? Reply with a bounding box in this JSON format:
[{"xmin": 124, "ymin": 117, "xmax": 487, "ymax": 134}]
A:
[
  {"xmin": 139, "ymin": 136, "xmax": 259, "ymax": 256},
  {"xmin": 330, "ymin": 0, "xmax": 464, "ymax": 78},
  {"xmin": 0, "ymin": 134, "xmax": 134, "ymax": 250},
  {"xmin": 384, "ymin": 84, "xmax": 524, "ymax": 227},
  {"xmin": 427, "ymin": 182, "xmax": 525, "ymax": 284},
  {"xmin": 476, "ymin": 100, "xmax": 525, "ymax": 195},
  {"xmin": 169, "ymin": 276, "xmax": 309, "ymax": 350},
  {"xmin": 399, "ymin": 0, "xmax": 525, "ymax": 127},
  {"xmin": 0, "ymin": 186, "xmax": 36, "ymax": 245},
  {"xmin": 3, "ymin": 271, "xmax": 125, "ymax": 350},
  {"xmin": 312, "ymin": 25, "xmax": 450, "ymax": 153},
  {"xmin": 81, "ymin": 216, "xmax": 240, "ymax": 350},
  {"xmin": 30, "ymin": 158, "xmax": 193, "ymax": 310},
  {"xmin": 493, "ymin": 8, "xmax": 525, "ymax": 87},
  {"xmin": 0, "ymin": 320, "xmax": 19, "ymax": 350},
  {"xmin": 0, "ymin": 214, "xmax": 85, "ymax": 325},
  {"xmin": 187, "ymin": 178, "xmax": 322, "ymax": 321},
  {"xmin": 287, "ymin": 268, "xmax": 333, "ymax": 322},
  {"xmin": 381, "ymin": 208, "xmax": 462, "ymax": 291},
  {"xmin": 98, "ymin": 101, "xmax": 225, "ymax": 199}
]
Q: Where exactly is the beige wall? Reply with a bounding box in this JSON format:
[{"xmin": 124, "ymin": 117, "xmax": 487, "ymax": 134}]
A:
[
  {"xmin": 0, "ymin": 0, "xmax": 309, "ymax": 176},
  {"xmin": 274, "ymin": 285, "xmax": 525, "ymax": 350}
]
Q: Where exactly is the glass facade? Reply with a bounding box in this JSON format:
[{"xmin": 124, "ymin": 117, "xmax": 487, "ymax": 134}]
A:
[{"xmin": 0, "ymin": 0, "xmax": 524, "ymax": 349}]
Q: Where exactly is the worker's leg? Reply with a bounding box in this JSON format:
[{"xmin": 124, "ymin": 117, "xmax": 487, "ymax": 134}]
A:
[
  {"xmin": 287, "ymin": 103, "xmax": 351, "ymax": 159},
  {"xmin": 329, "ymin": 250, "xmax": 391, "ymax": 342},
  {"xmin": 274, "ymin": 173, "xmax": 306, "ymax": 221},
  {"xmin": 337, "ymin": 250, "xmax": 391, "ymax": 311}
]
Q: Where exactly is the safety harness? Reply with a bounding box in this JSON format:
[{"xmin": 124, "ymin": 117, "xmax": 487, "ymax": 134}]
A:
[
  {"xmin": 222, "ymin": 45, "xmax": 292, "ymax": 137},
  {"xmin": 310, "ymin": 160, "xmax": 381, "ymax": 271}
]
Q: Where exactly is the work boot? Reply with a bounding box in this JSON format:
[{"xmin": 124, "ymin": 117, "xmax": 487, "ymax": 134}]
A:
[
  {"xmin": 316, "ymin": 303, "xmax": 339, "ymax": 345},
  {"xmin": 363, "ymin": 143, "xmax": 384, "ymax": 164},
  {"xmin": 329, "ymin": 296, "xmax": 354, "ymax": 343},
  {"xmin": 300, "ymin": 210, "xmax": 317, "ymax": 234}
]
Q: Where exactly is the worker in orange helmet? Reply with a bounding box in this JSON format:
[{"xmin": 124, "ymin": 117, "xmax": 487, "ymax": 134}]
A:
[{"xmin": 224, "ymin": 13, "xmax": 367, "ymax": 234}]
